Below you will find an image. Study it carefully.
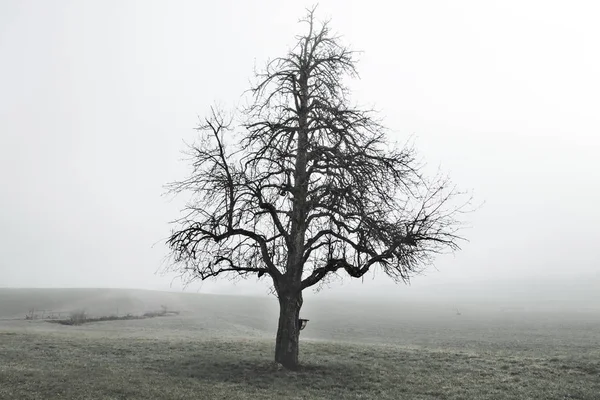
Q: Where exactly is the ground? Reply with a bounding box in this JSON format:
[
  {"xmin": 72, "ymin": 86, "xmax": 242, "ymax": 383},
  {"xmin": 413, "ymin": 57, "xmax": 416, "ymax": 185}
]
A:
[{"xmin": 0, "ymin": 289, "xmax": 599, "ymax": 399}]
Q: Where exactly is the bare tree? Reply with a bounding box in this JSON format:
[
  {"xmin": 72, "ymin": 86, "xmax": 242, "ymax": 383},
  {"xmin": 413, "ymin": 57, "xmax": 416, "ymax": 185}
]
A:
[{"xmin": 164, "ymin": 7, "xmax": 471, "ymax": 370}]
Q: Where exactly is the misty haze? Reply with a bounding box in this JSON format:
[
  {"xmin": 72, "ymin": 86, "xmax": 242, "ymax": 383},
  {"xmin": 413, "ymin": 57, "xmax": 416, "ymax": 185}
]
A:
[{"xmin": 1, "ymin": 1, "xmax": 599, "ymax": 399}]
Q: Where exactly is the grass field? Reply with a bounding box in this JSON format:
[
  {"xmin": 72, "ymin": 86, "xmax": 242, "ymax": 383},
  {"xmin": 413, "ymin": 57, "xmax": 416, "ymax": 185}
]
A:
[{"xmin": 1, "ymin": 288, "xmax": 599, "ymax": 399}]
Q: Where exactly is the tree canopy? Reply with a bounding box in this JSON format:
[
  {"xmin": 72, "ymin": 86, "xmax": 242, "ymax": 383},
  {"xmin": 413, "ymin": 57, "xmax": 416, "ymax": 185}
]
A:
[{"xmin": 164, "ymin": 7, "xmax": 471, "ymax": 369}]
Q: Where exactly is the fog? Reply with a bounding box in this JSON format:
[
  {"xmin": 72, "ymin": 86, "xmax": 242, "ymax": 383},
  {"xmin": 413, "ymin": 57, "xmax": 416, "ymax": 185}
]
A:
[{"xmin": 1, "ymin": 1, "xmax": 598, "ymax": 309}]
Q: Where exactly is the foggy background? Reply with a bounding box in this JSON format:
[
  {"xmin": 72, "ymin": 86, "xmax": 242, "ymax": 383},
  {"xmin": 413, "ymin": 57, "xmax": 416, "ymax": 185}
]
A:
[{"xmin": 1, "ymin": 1, "xmax": 598, "ymax": 309}]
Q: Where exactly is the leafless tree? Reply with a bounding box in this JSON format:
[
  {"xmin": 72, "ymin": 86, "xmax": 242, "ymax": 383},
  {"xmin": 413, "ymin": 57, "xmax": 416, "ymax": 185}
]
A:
[{"xmin": 164, "ymin": 7, "xmax": 471, "ymax": 370}]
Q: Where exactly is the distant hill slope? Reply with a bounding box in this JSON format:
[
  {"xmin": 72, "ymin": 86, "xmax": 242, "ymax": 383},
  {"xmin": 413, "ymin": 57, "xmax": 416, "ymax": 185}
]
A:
[{"xmin": 1, "ymin": 287, "xmax": 599, "ymax": 347}]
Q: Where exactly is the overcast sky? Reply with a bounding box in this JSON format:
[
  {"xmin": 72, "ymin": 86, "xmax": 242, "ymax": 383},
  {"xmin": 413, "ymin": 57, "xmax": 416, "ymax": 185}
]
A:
[{"xmin": 1, "ymin": 0, "xmax": 598, "ymax": 302}]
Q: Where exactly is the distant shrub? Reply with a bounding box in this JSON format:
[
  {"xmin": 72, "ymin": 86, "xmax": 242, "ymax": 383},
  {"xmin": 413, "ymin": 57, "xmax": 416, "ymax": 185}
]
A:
[
  {"xmin": 69, "ymin": 310, "xmax": 87, "ymax": 325},
  {"xmin": 46, "ymin": 308, "xmax": 180, "ymax": 326},
  {"xmin": 143, "ymin": 311, "xmax": 163, "ymax": 318},
  {"xmin": 144, "ymin": 305, "xmax": 180, "ymax": 317}
]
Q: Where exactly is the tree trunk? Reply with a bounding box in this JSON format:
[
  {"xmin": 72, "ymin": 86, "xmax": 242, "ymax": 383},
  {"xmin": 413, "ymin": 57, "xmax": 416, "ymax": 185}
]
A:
[{"xmin": 274, "ymin": 290, "xmax": 303, "ymax": 370}]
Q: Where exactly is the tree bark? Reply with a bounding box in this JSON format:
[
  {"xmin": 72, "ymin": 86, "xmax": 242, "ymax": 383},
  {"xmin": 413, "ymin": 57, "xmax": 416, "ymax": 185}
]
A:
[{"xmin": 274, "ymin": 289, "xmax": 303, "ymax": 370}]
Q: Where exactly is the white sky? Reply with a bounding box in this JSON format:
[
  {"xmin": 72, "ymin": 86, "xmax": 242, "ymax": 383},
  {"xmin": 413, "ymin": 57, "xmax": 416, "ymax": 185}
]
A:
[{"xmin": 1, "ymin": 0, "xmax": 598, "ymax": 301}]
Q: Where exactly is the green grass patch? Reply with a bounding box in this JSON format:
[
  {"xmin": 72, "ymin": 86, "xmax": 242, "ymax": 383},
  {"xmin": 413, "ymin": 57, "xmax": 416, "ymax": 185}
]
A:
[{"xmin": 1, "ymin": 332, "xmax": 598, "ymax": 399}]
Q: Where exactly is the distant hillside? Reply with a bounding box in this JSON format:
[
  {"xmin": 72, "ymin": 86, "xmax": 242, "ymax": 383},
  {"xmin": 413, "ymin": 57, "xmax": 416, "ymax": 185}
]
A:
[
  {"xmin": 2, "ymin": 287, "xmax": 599, "ymax": 347},
  {"xmin": 2, "ymin": 285, "xmax": 599, "ymax": 321}
]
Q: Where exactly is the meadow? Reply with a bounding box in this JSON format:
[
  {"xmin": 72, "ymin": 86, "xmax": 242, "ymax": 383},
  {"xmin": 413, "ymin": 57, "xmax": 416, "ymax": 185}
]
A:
[{"xmin": 0, "ymin": 288, "xmax": 599, "ymax": 399}]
